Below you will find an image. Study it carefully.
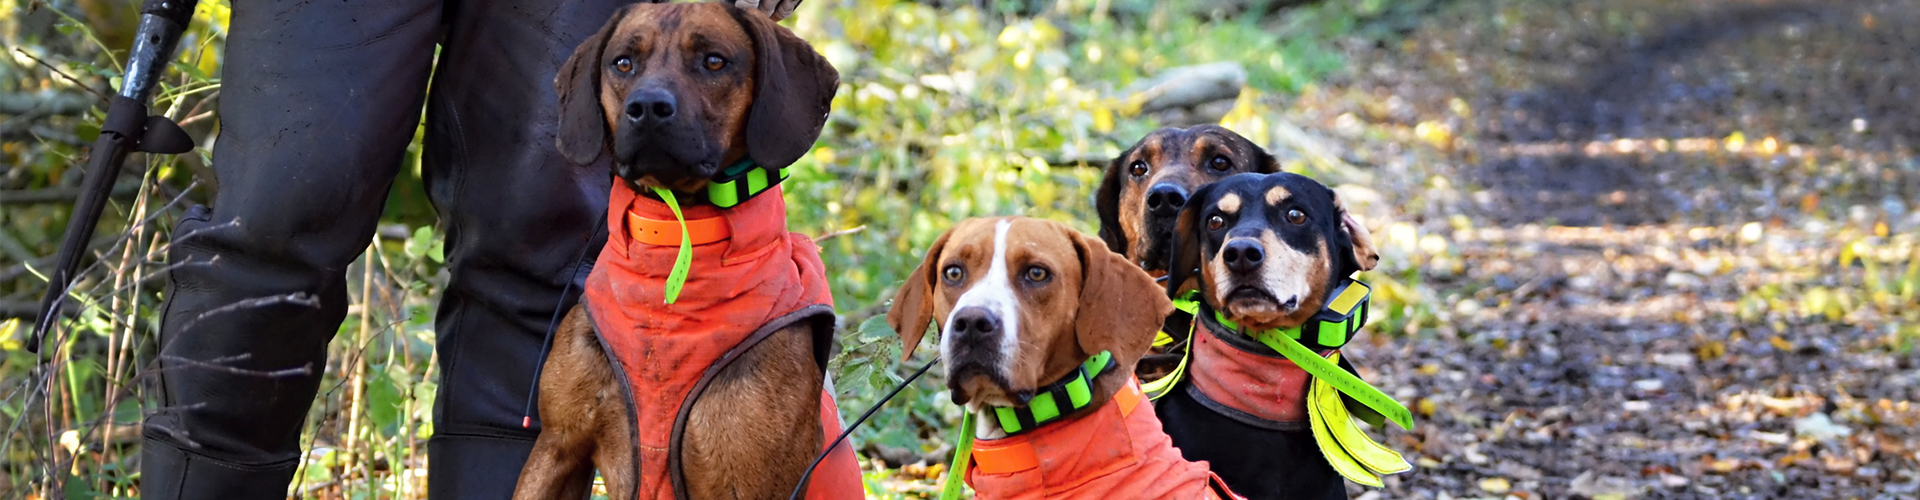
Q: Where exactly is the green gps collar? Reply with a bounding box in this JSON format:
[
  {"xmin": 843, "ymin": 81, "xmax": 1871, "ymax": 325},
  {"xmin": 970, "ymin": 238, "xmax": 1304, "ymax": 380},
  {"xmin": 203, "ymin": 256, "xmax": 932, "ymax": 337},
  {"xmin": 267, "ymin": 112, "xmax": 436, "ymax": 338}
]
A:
[
  {"xmin": 1209, "ymin": 279, "xmax": 1370, "ymax": 351},
  {"xmin": 988, "ymin": 350, "xmax": 1116, "ymax": 435},
  {"xmin": 641, "ymin": 159, "xmax": 788, "ymax": 305},
  {"xmin": 706, "ymin": 159, "xmax": 789, "ymax": 208}
]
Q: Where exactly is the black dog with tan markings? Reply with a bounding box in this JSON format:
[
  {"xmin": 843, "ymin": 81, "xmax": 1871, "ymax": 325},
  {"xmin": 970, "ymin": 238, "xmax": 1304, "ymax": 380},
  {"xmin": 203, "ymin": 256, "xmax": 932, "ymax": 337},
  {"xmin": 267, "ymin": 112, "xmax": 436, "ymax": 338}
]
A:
[{"xmin": 1158, "ymin": 172, "xmax": 1381, "ymax": 500}]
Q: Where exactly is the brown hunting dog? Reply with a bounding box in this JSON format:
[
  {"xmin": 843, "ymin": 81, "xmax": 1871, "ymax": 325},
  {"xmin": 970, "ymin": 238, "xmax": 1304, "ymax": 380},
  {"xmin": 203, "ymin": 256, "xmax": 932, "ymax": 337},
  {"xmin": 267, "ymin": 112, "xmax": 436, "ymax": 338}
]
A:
[
  {"xmin": 887, "ymin": 217, "xmax": 1240, "ymax": 499},
  {"xmin": 1095, "ymin": 126, "xmax": 1281, "ymax": 379},
  {"xmin": 513, "ymin": 2, "xmax": 856, "ymax": 500},
  {"xmin": 1095, "ymin": 125, "xmax": 1282, "ymax": 279}
]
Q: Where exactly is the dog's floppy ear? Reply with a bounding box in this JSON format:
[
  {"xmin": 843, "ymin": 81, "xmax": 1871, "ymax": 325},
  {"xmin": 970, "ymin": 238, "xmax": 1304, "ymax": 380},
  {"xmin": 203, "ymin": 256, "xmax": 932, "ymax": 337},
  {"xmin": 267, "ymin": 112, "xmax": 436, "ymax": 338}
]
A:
[
  {"xmin": 886, "ymin": 229, "xmax": 953, "ymax": 362},
  {"xmin": 1069, "ymin": 223, "xmax": 1174, "ymax": 371},
  {"xmin": 1253, "ymin": 144, "xmax": 1283, "ymax": 174},
  {"xmin": 1094, "ymin": 152, "xmax": 1132, "ymax": 255},
  {"xmin": 732, "ymin": 7, "xmax": 841, "ymax": 169},
  {"xmin": 554, "ymin": 5, "xmax": 633, "ymax": 166},
  {"xmin": 1335, "ymin": 192, "xmax": 1381, "ymax": 275},
  {"xmin": 1164, "ymin": 182, "xmax": 1213, "ymax": 298}
]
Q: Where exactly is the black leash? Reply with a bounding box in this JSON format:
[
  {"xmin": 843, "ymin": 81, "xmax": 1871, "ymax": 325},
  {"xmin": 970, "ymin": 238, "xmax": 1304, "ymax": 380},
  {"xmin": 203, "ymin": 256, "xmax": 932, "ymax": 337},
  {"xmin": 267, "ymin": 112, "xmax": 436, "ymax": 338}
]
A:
[
  {"xmin": 521, "ymin": 214, "xmax": 609, "ymax": 429},
  {"xmin": 787, "ymin": 356, "xmax": 940, "ymax": 500}
]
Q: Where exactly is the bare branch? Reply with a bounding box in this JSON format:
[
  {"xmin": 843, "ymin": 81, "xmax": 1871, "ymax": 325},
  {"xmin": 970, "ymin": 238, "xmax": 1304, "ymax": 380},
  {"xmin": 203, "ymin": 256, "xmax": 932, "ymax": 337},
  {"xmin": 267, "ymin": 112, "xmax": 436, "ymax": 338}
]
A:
[
  {"xmin": 159, "ymin": 354, "xmax": 314, "ymax": 379},
  {"xmin": 175, "ymin": 293, "xmax": 322, "ymax": 335},
  {"xmin": 0, "ymin": 91, "xmax": 93, "ymax": 116},
  {"xmin": 0, "ymin": 184, "xmax": 141, "ymax": 205},
  {"xmin": 813, "ymin": 225, "xmax": 869, "ymax": 243},
  {"xmin": 13, "ymin": 48, "xmax": 111, "ymax": 103}
]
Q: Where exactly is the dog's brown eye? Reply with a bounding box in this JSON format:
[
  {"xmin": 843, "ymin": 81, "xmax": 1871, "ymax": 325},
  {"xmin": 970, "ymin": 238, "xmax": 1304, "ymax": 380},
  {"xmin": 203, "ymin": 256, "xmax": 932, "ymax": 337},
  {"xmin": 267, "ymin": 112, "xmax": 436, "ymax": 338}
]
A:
[
  {"xmin": 1206, "ymin": 215, "xmax": 1225, "ymax": 231},
  {"xmin": 1024, "ymin": 266, "xmax": 1050, "ymax": 283},
  {"xmin": 1209, "ymin": 155, "xmax": 1231, "ymax": 171},
  {"xmin": 703, "ymin": 54, "xmax": 727, "ymax": 71},
  {"xmin": 1128, "ymin": 161, "xmax": 1148, "ymax": 177},
  {"xmin": 1286, "ymin": 208, "xmax": 1308, "ymax": 225},
  {"xmin": 612, "ymin": 57, "xmax": 633, "ymax": 74},
  {"xmin": 942, "ymin": 265, "xmax": 965, "ymax": 284}
]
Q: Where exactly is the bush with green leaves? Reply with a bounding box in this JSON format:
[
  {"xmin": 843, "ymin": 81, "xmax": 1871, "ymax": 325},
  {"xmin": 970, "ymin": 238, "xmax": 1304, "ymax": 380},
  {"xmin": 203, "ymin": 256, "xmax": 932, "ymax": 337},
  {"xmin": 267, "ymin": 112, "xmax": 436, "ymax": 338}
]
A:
[{"xmin": 0, "ymin": 0, "xmax": 1402, "ymax": 496}]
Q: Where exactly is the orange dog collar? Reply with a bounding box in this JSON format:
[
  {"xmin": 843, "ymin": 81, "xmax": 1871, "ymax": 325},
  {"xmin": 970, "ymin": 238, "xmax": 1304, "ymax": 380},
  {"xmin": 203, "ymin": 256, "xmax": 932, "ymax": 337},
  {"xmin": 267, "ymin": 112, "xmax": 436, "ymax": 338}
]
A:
[{"xmin": 627, "ymin": 210, "xmax": 732, "ymax": 247}]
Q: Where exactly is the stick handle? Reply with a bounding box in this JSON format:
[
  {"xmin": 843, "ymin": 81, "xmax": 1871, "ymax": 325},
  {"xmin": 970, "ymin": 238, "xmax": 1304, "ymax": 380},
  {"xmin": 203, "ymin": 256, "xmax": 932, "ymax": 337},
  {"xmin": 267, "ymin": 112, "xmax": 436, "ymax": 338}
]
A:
[
  {"xmin": 25, "ymin": 0, "xmax": 201, "ymax": 353},
  {"xmin": 121, "ymin": 0, "xmax": 200, "ymax": 101}
]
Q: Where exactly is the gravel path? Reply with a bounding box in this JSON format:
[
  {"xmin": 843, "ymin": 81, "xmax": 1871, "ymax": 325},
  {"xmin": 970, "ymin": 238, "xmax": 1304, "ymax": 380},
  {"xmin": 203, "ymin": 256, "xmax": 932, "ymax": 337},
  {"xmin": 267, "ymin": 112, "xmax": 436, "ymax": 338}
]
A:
[{"xmin": 1284, "ymin": 0, "xmax": 1920, "ymax": 497}]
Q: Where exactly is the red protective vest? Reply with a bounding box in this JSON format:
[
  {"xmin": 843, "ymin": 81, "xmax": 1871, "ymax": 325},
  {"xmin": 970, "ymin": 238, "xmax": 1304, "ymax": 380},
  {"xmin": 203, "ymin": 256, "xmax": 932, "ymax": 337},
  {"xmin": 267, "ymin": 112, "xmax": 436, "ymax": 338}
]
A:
[
  {"xmin": 1187, "ymin": 320, "xmax": 1314, "ymax": 426},
  {"xmin": 966, "ymin": 380, "xmax": 1241, "ymax": 500},
  {"xmin": 582, "ymin": 182, "xmax": 863, "ymax": 500}
]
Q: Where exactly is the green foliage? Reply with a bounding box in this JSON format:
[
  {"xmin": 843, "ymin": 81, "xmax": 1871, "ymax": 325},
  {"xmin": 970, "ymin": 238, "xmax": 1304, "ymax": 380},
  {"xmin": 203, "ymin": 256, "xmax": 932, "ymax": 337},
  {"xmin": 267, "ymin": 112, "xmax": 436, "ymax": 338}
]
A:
[
  {"xmin": 2, "ymin": 0, "xmax": 1404, "ymax": 496},
  {"xmin": 781, "ymin": 0, "xmax": 1394, "ymax": 474}
]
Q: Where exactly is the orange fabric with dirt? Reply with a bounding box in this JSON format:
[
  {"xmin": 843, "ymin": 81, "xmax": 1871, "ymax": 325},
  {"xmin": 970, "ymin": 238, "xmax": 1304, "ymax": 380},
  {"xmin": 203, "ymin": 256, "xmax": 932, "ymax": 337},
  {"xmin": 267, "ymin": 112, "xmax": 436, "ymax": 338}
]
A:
[
  {"xmin": 966, "ymin": 380, "xmax": 1242, "ymax": 500},
  {"xmin": 583, "ymin": 182, "xmax": 862, "ymax": 500},
  {"xmin": 1188, "ymin": 324, "xmax": 1315, "ymax": 424}
]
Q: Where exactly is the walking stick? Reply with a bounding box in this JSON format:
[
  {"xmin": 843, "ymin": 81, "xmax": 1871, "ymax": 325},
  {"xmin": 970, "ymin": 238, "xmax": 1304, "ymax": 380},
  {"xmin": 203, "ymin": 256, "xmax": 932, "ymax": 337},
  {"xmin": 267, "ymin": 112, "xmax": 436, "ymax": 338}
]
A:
[{"xmin": 25, "ymin": 0, "xmax": 200, "ymax": 355}]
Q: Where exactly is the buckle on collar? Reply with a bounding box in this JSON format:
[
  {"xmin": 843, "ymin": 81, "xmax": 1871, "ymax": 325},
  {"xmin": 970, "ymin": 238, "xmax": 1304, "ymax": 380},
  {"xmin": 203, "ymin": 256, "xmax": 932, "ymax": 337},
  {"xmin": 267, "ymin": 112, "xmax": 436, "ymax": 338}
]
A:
[
  {"xmin": 990, "ymin": 351, "xmax": 1116, "ymax": 435},
  {"xmin": 705, "ymin": 159, "xmax": 790, "ymax": 208}
]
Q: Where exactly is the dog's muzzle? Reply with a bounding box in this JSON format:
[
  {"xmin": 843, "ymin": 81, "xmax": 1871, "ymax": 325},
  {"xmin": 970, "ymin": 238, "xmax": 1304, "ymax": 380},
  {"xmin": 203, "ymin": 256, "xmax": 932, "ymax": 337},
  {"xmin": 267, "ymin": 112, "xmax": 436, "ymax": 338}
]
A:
[{"xmin": 944, "ymin": 305, "xmax": 1021, "ymax": 404}]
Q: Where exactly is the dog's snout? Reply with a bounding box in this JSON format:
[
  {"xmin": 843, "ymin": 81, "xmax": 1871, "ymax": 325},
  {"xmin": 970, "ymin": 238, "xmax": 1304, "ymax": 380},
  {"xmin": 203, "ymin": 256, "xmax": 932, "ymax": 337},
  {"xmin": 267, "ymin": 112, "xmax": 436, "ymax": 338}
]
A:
[
  {"xmin": 623, "ymin": 88, "xmax": 678, "ymax": 125},
  {"xmin": 1221, "ymin": 238, "xmax": 1264, "ymax": 274},
  {"xmin": 1145, "ymin": 183, "xmax": 1189, "ymax": 216},
  {"xmin": 949, "ymin": 306, "xmax": 1002, "ymax": 338},
  {"xmin": 1280, "ymin": 295, "xmax": 1299, "ymax": 311}
]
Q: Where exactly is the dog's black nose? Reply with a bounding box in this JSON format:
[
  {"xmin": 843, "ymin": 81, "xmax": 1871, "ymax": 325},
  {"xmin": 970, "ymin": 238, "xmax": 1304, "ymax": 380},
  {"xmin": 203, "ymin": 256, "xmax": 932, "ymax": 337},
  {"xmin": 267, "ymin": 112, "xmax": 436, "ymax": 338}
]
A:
[
  {"xmin": 623, "ymin": 88, "xmax": 677, "ymax": 126},
  {"xmin": 1145, "ymin": 183, "xmax": 1189, "ymax": 216},
  {"xmin": 949, "ymin": 306, "xmax": 1002, "ymax": 338},
  {"xmin": 1221, "ymin": 238, "xmax": 1264, "ymax": 274}
]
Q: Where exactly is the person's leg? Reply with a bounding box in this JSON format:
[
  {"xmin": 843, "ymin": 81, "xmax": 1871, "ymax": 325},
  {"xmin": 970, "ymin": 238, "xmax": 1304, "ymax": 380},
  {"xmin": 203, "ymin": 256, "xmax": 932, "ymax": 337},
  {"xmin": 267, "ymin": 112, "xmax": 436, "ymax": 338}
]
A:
[
  {"xmin": 141, "ymin": 1, "xmax": 441, "ymax": 498},
  {"xmin": 419, "ymin": 1, "xmax": 627, "ymax": 498}
]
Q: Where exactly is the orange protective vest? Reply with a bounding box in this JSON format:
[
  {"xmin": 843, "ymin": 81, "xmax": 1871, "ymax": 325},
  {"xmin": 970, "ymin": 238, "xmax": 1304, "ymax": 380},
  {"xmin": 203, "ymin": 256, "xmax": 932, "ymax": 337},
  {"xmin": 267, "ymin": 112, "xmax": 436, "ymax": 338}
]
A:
[
  {"xmin": 1187, "ymin": 318, "xmax": 1314, "ymax": 426},
  {"xmin": 966, "ymin": 380, "xmax": 1242, "ymax": 500},
  {"xmin": 582, "ymin": 182, "xmax": 863, "ymax": 500}
]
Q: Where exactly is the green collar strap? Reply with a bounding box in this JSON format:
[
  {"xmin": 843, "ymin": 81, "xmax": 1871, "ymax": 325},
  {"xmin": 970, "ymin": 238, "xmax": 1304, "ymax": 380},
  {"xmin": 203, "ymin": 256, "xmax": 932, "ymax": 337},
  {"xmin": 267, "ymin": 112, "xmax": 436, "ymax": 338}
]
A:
[
  {"xmin": 989, "ymin": 350, "xmax": 1116, "ymax": 435},
  {"xmin": 1171, "ymin": 290, "xmax": 1202, "ymax": 315},
  {"xmin": 1152, "ymin": 291, "xmax": 1202, "ymax": 349},
  {"xmin": 1143, "ymin": 291, "xmax": 1203, "ymax": 401},
  {"xmin": 647, "ymin": 187, "xmax": 694, "ymax": 304},
  {"xmin": 1207, "ymin": 280, "xmax": 1415, "ymax": 431},
  {"xmin": 1210, "ymin": 280, "xmax": 1370, "ymax": 351},
  {"xmin": 641, "ymin": 159, "xmax": 786, "ymax": 304},
  {"xmin": 944, "ymin": 351, "xmax": 1116, "ymax": 499},
  {"xmin": 705, "ymin": 159, "xmax": 790, "ymax": 209}
]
